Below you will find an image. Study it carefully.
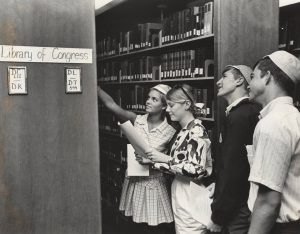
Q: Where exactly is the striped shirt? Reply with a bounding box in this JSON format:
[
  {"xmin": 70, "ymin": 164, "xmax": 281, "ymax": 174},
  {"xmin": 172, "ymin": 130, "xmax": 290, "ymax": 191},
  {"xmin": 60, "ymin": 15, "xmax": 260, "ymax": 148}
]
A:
[{"xmin": 248, "ymin": 97, "xmax": 300, "ymax": 223}]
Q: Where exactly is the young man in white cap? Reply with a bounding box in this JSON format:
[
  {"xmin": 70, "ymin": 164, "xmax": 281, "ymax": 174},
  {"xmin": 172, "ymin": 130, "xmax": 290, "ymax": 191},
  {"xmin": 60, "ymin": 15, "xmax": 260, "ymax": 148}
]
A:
[
  {"xmin": 248, "ymin": 50, "xmax": 300, "ymax": 234},
  {"xmin": 207, "ymin": 65, "xmax": 261, "ymax": 233}
]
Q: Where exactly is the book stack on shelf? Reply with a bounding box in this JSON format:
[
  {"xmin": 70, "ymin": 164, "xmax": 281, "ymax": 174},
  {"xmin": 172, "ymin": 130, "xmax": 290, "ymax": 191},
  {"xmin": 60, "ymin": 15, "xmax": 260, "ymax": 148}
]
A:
[
  {"xmin": 96, "ymin": 0, "xmax": 278, "ymax": 220},
  {"xmin": 98, "ymin": 47, "xmax": 214, "ymax": 83},
  {"xmin": 99, "ymin": 112, "xmax": 120, "ymax": 135},
  {"xmin": 279, "ymin": 3, "xmax": 300, "ymax": 58},
  {"xmin": 161, "ymin": 47, "xmax": 213, "ymax": 79},
  {"xmin": 279, "ymin": 2, "xmax": 300, "ymax": 110},
  {"xmin": 162, "ymin": 1, "xmax": 213, "ymax": 44},
  {"xmin": 100, "ymin": 137, "xmax": 127, "ymax": 208},
  {"xmin": 96, "ymin": 1, "xmax": 214, "ymax": 58}
]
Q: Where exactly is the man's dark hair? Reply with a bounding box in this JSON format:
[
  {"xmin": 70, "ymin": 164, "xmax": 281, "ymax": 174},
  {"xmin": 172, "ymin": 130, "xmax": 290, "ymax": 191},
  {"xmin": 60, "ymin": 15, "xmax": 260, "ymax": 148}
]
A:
[
  {"xmin": 222, "ymin": 66, "xmax": 248, "ymax": 89},
  {"xmin": 254, "ymin": 57, "xmax": 295, "ymax": 96}
]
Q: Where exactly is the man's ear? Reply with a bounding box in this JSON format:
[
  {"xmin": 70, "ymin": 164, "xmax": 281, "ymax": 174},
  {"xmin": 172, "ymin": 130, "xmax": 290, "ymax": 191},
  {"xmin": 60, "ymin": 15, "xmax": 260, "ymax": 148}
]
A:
[
  {"xmin": 235, "ymin": 76, "xmax": 245, "ymax": 87},
  {"xmin": 263, "ymin": 71, "xmax": 272, "ymax": 85}
]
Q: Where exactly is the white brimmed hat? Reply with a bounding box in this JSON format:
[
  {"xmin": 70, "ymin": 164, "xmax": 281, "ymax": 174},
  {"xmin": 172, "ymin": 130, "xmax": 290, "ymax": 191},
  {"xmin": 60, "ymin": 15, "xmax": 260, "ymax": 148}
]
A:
[
  {"xmin": 152, "ymin": 84, "xmax": 171, "ymax": 95},
  {"xmin": 225, "ymin": 65, "xmax": 253, "ymax": 85},
  {"xmin": 264, "ymin": 50, "xmax": 300, "ymax": 84}
]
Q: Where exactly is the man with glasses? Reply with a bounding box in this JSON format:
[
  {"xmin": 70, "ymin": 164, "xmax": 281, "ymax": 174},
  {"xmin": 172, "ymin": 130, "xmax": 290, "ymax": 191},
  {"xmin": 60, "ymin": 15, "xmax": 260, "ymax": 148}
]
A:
[
  {"xmin": 247, "ymin": 51, "xmax": 300, "ymax": 234},
  {"xmin": 207, "ymin": 65, "xmax": 260, "ymax": 233}
]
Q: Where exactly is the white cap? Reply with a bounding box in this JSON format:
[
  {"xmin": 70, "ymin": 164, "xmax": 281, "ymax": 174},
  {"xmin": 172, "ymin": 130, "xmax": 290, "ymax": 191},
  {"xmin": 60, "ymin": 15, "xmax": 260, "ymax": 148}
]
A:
[
  {"xmin": 225, "ymin": 65, "xmax": 253, "ymax": 85},
  {"xmin": 264, "ymin": 50, "xmax": 300, "ymax": 84},
  {"xmin": 152, "ymin": 84, "xmax": 171, "ymax": 95}
]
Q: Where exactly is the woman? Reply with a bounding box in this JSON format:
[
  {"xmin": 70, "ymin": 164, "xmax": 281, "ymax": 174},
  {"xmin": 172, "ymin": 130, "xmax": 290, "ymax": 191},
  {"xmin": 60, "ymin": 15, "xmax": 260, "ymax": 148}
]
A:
[
  {"xmin": 97, "ymin": 84, "xmax": 176, "ymax": 232},
  {"xmin": 146, "ymin": 84, "xmax": 212, "ymax": 234}
]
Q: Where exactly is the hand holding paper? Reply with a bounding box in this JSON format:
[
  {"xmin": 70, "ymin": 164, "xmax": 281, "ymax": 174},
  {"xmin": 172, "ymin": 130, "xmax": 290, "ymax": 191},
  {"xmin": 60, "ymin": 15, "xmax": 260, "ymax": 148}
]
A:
[
  {"xmin": 118, "ymin": 121, "xmax": 151, "ymax": 158},
  {"xmin": 118, "ymin": 121, "xmax": 151, "ymax": 176}
]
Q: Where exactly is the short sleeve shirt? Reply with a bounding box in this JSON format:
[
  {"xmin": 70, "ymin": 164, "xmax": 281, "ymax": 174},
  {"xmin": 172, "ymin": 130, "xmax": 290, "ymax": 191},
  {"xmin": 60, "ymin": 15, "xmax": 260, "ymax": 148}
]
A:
[
  {"xmin": 248, "ymin": 97, "xmax": 300, "ymax": 223},
  {"xmin": 134, "ymin": 114, "xmax": 176, "ymax": 153}
]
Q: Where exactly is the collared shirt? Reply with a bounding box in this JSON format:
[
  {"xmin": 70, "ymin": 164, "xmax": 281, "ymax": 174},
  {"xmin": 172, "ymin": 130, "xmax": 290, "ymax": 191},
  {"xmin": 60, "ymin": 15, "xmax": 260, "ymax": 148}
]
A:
[
  {"xmin": 225, "ymin": 96, "xmax": 249, "ymax": 116},
  {"xmin": 134, "ymin": 114, "xmax": 176, "ymax": 153},
  {"xmin": 134, "ymin": 114, "xmax": 176, "ymax": 176},
  {"xmin": 248, "ymin": 96, "xmax": 300, "ymax": 223}
]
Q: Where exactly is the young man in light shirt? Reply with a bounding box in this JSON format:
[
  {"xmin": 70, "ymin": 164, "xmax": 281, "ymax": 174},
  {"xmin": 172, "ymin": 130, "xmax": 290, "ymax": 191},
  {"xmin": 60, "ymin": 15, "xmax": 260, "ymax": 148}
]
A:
[{"xmin": 248, "ymin": 50, "xmax": 300, "ymax": 234}]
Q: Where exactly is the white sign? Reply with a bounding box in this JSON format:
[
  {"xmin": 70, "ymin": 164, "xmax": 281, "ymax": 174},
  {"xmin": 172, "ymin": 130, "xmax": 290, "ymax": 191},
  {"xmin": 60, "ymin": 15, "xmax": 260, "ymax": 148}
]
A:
[
  {"xmin": 0, "ymin": 45, "xmax": 92, "ymax": 64},
  {"xmin": 65, "ymin": 67, "xmax": 82, "ymax": 93},
  {"xmin": 8, "ymin": 66, "xmax": 28, "ymax": 95}
]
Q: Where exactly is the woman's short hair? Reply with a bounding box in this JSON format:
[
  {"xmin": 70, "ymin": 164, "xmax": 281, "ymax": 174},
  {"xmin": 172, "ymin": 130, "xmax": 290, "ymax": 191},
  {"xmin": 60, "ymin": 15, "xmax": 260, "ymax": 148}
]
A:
[{"xmin": 166, "ymin": 84, "xmax": 202, "ymax": 116}]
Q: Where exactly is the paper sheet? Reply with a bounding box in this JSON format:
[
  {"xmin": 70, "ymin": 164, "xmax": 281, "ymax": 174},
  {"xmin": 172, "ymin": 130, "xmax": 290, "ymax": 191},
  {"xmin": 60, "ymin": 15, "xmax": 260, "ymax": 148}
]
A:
[
  {"xmin": 127, "ymin": 144, "xmax": 149, "ymax": 176},
  {"xmin": 118, "ymin": 121, "xmax": 151, "ymax": 158},
  {"xmin": 189, "ymin": 181, "xmax": 213, "ymax": 226}
]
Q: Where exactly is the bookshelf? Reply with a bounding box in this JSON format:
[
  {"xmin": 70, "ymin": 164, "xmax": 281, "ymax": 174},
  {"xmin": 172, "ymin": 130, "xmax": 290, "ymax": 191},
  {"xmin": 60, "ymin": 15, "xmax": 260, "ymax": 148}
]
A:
[
  {"xmin": 279, "ymin": 2, "xmax": 300, "ymax": 110},
  {"xmin": 98, "ymin": 34, "xmax": 214, "ymax": 62},
  {"xmin": 96, "ymin": 0, "xmax": 279, "ymax": 223}
]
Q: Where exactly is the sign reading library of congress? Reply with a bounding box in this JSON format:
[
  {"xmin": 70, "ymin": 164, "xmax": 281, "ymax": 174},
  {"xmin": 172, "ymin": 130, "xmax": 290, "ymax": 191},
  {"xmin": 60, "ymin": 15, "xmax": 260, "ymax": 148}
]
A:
[
  {"xmin": 8, "ymin": 66, "xmax": 27, "ymax": 95},
  {"xmin": 0, "ymin": 45, "xmax": 92, "ymax": 64}
]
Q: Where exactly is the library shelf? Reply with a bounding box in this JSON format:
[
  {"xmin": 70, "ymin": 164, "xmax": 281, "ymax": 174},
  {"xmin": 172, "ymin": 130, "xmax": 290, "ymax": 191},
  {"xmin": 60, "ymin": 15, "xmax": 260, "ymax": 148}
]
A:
[
  {"xmin": 98, "ymin": 34, "xmax": 214, "ymax": 62},
  {"xmin": 96, "ymin": 0, "xmax": 279, "ymax": 219},
  {"xmin": 99, "ymin": 76, "xmax": 215, "ymax": 85}
]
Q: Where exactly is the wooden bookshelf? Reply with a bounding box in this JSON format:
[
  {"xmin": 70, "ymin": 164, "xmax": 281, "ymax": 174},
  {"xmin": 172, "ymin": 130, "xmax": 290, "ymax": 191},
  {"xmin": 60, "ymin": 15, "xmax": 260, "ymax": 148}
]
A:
[
  {"xmin": 279, "ymin": 2, "xmax": 300, "ymax": 111},
  {"xmin": 96, "ymin": 0, "xmax": 279, "ymax": 219},
  {"xmin": 99, "ymin": 76, "xmax": 214, "ymax": 85},
  {"xmin": 99, "ymin": 34, "xmax": 214, "ymax": 62}
]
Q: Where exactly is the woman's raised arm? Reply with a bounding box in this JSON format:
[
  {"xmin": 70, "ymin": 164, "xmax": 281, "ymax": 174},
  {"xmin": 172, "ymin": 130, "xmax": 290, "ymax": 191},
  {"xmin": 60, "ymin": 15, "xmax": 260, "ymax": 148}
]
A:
[{"xmin": 97, "ymin": 86, "xmax": 137, "ymax": 124}]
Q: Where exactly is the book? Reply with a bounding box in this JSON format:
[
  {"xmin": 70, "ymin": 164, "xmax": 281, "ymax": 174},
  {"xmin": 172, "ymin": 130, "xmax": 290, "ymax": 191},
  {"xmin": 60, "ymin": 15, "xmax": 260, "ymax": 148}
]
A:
[{"xmin": 204, "ymin": 2, "xmax": 213, "ymax": 35}]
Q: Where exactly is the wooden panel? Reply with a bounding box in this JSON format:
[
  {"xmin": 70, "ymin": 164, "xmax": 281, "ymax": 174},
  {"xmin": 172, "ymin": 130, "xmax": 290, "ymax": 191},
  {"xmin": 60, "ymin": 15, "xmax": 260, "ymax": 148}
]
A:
[
  {"xmin": 216, "ymin": 0, "xmax": 279, "ymax": 76},
  {"xmin": 0, "ymin": 1, "xmax": 101, "ymax": 234},
  {"xmin": 214, "ymin": 0, "xmax": 279, "ymax": 137}
]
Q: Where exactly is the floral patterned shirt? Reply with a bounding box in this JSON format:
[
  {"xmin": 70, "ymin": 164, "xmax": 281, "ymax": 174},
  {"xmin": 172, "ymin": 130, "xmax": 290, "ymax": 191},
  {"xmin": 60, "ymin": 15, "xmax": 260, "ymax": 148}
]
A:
[{"xmin": 169, "ymin": 119, "xmax": 212, "ymax": 178}]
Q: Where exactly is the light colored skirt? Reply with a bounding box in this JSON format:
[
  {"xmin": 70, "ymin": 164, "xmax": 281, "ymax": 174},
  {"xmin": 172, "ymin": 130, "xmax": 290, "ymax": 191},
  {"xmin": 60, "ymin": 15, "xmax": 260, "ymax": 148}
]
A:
[
  {"xmin": 119, "ymin": 172, "xmax": 174, "ymax": 226},
  {"xmin": 171, "ymin": 175, "xmax": 208, "ymax": 234}
]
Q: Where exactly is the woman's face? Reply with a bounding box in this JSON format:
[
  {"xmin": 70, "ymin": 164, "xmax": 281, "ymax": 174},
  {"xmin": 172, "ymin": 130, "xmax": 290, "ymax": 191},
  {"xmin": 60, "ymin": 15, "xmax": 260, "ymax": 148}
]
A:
[
  {"xmin": 145, "ymin": 90, "xmax": 165, "ymax": 114},
  {"xmin": 166, "ymin": 100, "xmax": 187, "ymax": 122}
]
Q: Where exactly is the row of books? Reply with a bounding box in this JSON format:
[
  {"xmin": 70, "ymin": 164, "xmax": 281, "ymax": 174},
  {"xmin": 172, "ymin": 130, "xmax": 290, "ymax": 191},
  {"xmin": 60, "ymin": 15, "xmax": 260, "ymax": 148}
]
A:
[
  {"xmin": 100, "ymin": 138, "xmax": 127, "ymax": 165},
  {"xmin": 119, "ymin": 56, "xmax": 160, "ymax": 81},
  {"xmin": 193, "ymin": 87, "xmax": 214, "ymax": 118},
  {"xmin": 100, "ymin": 137, "xmax": 126, "ymax": 208},
  {"xmin": 162, "ymin": 1, "xmax": 213, "ymax": 44},
  {"xmin": 121, "ymin": 85, "xmax": 147, "ymax": 111},
  {"xmin": 279, "ymin": 15, "xmax": 300, "ymax": 51},
  {"xmin": 96, "ymin": 1, "xmax": 214, "ymax": 58},
  {"xmin": 97, "ymin": 22, "xmax": 162, "ymax": 58},
  {"xmin": 99, "ymin": 112, "xmax": 120, "ymax": 134},
  {"xmin": 101, "ymin": 177, "xmax": 122, "ymax": 208},
  {"xmin": 161, "ymin": 47, "xmax": 214, "ymax": 79},
  {"xmin": 98, "ymin": 48, "xmax": 214, "ymax": 82}
]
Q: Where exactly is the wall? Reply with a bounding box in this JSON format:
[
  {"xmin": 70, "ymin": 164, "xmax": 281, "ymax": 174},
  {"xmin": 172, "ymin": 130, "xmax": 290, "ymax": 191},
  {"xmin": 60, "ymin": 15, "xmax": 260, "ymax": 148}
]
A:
[{"xmin": 0, "ymin": 1, "xmax": 101, "ymax": 233}]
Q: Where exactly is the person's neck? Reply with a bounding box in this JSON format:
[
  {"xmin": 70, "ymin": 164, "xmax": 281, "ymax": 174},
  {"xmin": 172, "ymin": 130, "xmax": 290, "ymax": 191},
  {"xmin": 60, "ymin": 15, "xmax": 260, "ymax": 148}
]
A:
[
  {"xmin": 148, "ymin": 112, "xmax": 164, "ymax": 124},
  {"xmin": 261, "ymin": 90, "xmax": 289, "ymax": 108},
  {"xmin": 179, "ymin": 112, "xmax": 195, "ymax": 128},
  {"xmin": 225, "ymin": 89, "xmax": 248, "ymax": 106}
]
